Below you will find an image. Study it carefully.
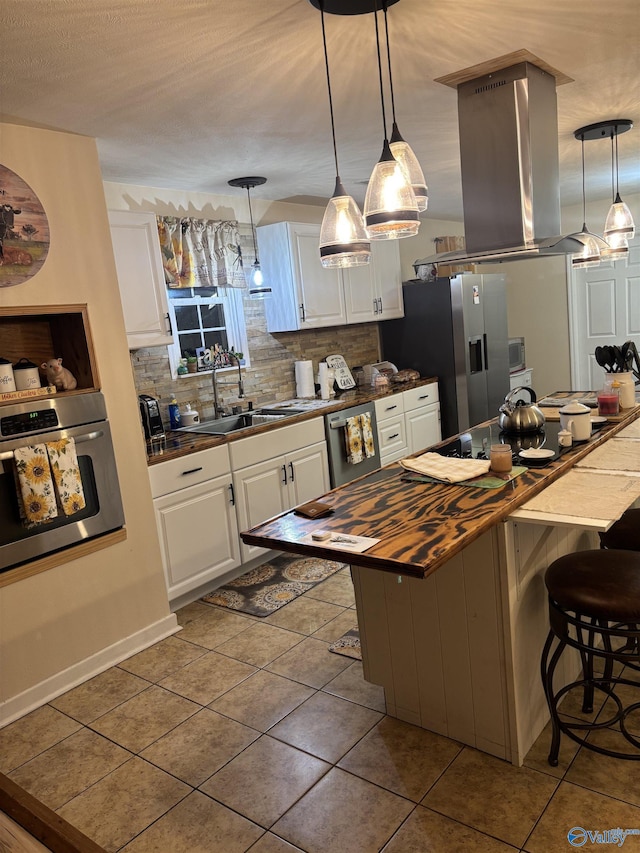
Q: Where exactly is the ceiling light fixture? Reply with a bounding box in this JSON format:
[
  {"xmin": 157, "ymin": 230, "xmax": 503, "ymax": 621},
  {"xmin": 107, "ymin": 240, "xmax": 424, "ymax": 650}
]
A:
[
  {"xmin": 363, "ymin": 0, "xmax": 419, "ymax": 239},
  {"xmin": 317, "ymin": 0, "xmax": 371, "ymax": 269},
  {"xmin": 602, "ymin": 120, "xmax": 635, "ymax": 243},
  {"xmin": 570, "ymin": 130, "xmax": 607, "ymax": 269},
  {"xmin": 381, "ymin": 0, "xmax": 428, "ymax": 212},
  {"xmin": 228, "ymin": 176, "xmax": 272, "ymax": 299},
  {"xmin": 601, "ymin": 128, "xmax": 629, "ymax": 261}
]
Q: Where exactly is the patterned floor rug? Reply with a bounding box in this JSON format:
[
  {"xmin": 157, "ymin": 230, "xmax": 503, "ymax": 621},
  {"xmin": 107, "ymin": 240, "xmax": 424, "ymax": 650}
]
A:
[
  {"xmin": 201, "ymin": 553, "xmax": 348, "ymax": 617},
  {"xmin": 328, "ymin": 628, "xmax": 362, "ymax": 660}
]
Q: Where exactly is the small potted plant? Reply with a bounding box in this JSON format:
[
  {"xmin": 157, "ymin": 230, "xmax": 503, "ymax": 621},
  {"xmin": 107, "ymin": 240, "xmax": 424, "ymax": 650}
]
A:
[{"xmin": 186, "ymin": 355, "xmax": 198, "ymax": 374}]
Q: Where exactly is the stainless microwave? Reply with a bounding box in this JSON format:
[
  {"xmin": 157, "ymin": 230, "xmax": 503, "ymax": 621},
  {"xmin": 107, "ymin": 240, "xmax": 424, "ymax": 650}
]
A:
[{"xmin": 508, "ymin": 337, "xmax": 526, "ymax": 373}]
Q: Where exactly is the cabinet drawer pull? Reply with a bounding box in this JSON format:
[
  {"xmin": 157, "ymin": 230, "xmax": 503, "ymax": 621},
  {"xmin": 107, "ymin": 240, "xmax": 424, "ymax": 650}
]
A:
[
  {"xmin": 181, "ymin": 466, "xmax": 203, "ymax": 476},
  {"xmin": 288, "ymin": 461, "xmax": 295, "ymax": 481},
  {"xmin": 377, "ymin": 297, "xmax": 382, "ymax": 313},
  {"xmin": 418, "ymin": 394, "xmax": 429, "ymax": 400},
  {"xmin": 373, "ymin": 298, "xmax": 378, "ymax": 315},
  {"xmin": 282, "ymin": 464, "xmax": 288, "ymax": 485},
  {"xmin": 389, "ymin": 433, "xmax": 399, "ymax": 440},
  {"xmin": 385, "ymin": 404, "xmax": 398, "ymax": 411},
  {"xmin": 228, "ymin": 483, "xmax": 235, "ymax": 505}
]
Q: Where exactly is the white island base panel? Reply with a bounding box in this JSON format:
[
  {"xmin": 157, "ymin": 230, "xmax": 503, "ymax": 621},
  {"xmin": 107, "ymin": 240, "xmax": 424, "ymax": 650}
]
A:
[{"xmin": 352, "ymin": 522, "xmax": 600, "ymax": 767}]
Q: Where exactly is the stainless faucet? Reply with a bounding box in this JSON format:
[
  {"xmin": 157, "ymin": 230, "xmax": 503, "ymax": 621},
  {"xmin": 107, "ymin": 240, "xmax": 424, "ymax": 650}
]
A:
[{"xmin": 212, "ymin": 355, "xmax": 244, "ymax": 419}]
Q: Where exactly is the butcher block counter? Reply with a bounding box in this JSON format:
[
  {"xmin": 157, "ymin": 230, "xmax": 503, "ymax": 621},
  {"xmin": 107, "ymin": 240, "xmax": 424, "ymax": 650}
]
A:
[{"xmin": 241, "ymin": 405, "xmax": 640, "ymax": 766}]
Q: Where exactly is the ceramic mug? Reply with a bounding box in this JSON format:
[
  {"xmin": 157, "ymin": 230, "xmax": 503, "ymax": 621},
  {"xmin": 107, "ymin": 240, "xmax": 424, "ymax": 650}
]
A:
[
  {"xmin": 559, "ymin": 402, "xmax": 592, "ymax": 442},
  {"xmin": 558, "ymin": 429, "xmax": 573, "ymax": 447}
]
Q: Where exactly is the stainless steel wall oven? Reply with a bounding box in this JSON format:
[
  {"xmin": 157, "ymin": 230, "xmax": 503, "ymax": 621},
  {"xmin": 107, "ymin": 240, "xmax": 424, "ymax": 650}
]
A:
[{"xmin": 0, "ymin": 392, "xmax": 125, "ymax": 573}]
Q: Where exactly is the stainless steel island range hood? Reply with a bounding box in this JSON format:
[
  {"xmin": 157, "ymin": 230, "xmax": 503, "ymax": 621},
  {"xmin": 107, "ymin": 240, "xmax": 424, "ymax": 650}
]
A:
[{"xmin": 419, "ymin": 51, "xmax": 596, "ymax": 266}]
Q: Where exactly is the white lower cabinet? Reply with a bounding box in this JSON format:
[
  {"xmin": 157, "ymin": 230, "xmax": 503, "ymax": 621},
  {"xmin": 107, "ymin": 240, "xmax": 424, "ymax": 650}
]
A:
[
  {"xmin": 375, "ymin": 383, "xmax": 442, "ymax": 464},
  {"xmin": 231, "ymin": 418, "xmax": 330, "ymax": 563},
  {"xmin": 149, "ymin": 445, "xmax": 240, "ymax": 600}
]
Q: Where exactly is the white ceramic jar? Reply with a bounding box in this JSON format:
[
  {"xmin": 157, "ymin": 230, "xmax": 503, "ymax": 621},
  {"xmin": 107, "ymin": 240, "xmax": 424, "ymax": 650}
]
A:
[
  {"xmin": 559, "ymin": 401, "xmax": 591, "ymax": 442},
  {"xmin": 180, "ymin": 403, "xmax": 200, "ymax": 426},
  {"xmin": 0, "ymin": 358, "xmax": 16, "ymax": 393},
  {"xmin": 13, "ymin": 358, "xmax": 41, "ymax": 391}
]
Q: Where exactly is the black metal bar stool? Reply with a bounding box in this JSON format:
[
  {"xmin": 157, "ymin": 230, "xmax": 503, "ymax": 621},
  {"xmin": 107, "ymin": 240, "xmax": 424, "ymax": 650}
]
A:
[
  {"xmin": 599, "ymin": 507, "xmax": 640, "ymax": 551},
  {"xmin": 541, "ymin": 549, "xmax": 640, "ymax": 765}
]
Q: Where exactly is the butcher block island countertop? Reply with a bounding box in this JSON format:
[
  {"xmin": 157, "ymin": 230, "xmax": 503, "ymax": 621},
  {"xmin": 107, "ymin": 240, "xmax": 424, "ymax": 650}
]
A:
[
  {"xmin": 241, "ymin": 406, "xmax": 640, "ymax": 579},
  {"xmin": 241, "ymin": 404, "xmax": 640, "ymax": 766}
]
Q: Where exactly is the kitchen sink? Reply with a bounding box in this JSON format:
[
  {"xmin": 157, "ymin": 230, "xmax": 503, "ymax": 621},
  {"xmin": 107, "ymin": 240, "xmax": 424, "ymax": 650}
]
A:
[{"xmin": 177, "ymin": 411, "xmax": 292, "ymax": 435}]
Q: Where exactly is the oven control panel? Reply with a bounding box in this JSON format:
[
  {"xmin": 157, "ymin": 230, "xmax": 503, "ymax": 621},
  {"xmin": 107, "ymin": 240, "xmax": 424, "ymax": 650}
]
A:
[{"xmin": 1, "ymin": 408, "xmax": 59, "ymax": 437}]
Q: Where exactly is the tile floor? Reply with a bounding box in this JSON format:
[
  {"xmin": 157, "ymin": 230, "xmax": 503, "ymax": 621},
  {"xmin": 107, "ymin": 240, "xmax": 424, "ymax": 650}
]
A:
[{"xmin": 2, "ymin": 566, "xmax": 640, "ymax": 852}]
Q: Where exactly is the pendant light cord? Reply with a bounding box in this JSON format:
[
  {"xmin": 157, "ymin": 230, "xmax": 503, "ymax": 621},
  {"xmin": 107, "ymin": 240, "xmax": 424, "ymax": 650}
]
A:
[
  {"xmin": 319, "ymin": 0, "xmax": 340, "ymax": 177},
  {"xmin": 245, "ymin": 184, "xmax": 259, "ymax": 262},
  {"xmin": 382, "ymin": 1, "xmax": 397, "ymax": 125},
  {"xmin": 614, "ymin": 123, "xmax": 620, "ymax": 199},
  {"xmin": 580, "ymin": 134, "xmax": 587, "ymax": 229},
  {"xmin": 373, "ymin": 0, "xmax": 388, "ymax": 141}
]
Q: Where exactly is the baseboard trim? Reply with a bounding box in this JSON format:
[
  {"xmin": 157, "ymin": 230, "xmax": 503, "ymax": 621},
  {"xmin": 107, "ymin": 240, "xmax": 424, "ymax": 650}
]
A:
[{"xmin": 0, "ymin": 614, "xmax": 179, "ymax": 727}]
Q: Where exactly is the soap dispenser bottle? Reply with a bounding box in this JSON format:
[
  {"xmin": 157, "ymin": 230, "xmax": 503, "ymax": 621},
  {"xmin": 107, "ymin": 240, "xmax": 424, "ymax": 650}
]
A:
[{"xmin": 168, "ymin": 397, "xmax": 181, "ymax": 430}]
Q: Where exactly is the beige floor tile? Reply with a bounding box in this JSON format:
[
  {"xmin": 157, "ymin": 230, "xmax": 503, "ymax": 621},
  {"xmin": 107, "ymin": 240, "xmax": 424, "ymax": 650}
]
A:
[
  {"xmin": 422, "ymin": 748, "xmax": 558, "ymax": 849},
  {"xmin": 323, "ymin": 661, "xmax": 386, "ymax": 712},
  {"xmin": 523, "ymin": 716, "xmax": 581, "ymax": 779},
  {"xmin": 0, "ymin": 705, "xmax": 81, "ymax": 774},
  {"xmin": 565, "ymin": 728, "xmax": 640, "ymax": 805},
  {"xmin": 339, "ymin": 716, "xmax": 461, "ymax": 801},
  {"xmin": 8, "ymin": 728, "xmax": 130, "ymax": 810},
  {"xmin": 272, "ymin": 766, "xmax": 413, "ymax": 853},
  {"xmin": 523, "ymin": 781, "xmax": 640, "ymax": 852},
  {"xmin": 90, "ymin": 685, "xmax": 199, "ymax": 753},
  {"xmin": 57, "ymin": 757, "xmax": 190, "ymax": 852},
  {"xmin": 141, "ymin": 708, "xmax": 259, "ymax": 786},
  {"xmin": 270, "ymin": 691, "xmax": 383, "ymax": 763},
  {"xmin": 176, "ymin": 608, "xmax": 253, "ymax": 649},
  {"xmin": 600, "ymin": 680, "xmax": 640, "ymax": 736},
  {"xmin": 304, "ymin": 573, "xmax": 356, "ymax": 607},
  {"xmin": 215, "ymin": 622, "xmax": 303, "ymax": 667},
  {"xmin": 266, "ymin": 637, "xmax": 351, "ymax": 688},
  {"xmin": 49, "ymin": 667, "xmax": 149, "ymax": 724},
  {"xmin": 311, "ymin": 609, "xmax": 360, "ymax": 643},
  {"xmin": 382, "ymin": 805, "xmax": 519, "ymax": 852},
  {"xmin": 209, "ymin": 670, "xmax": 314, "ymax": 731},
  {"xmin": 120, "ymin": 790, "xmax": 263, "ymax": 852},
  {"xmin": 558, "ymin": 681, "xmax": 607, "ymax": 722},
  {"xmin": 200, "ymin": 735, "xmax": 330, "ymax": 829},
  {"xmin": 248, "ymin": 834, "xmax": 305, "ymax": 852},
  {"xmin": 175, "ymin": 600, "xmax": 216, "ymax": 627},
  {"xmin": 159, "ymin": 650, "xmax": 256, "ymax": 705},
  {"xmin": 118, "ymin": 635, "xmax": 207, "ymax": 682},
  {"xmin": 264, "ymin": 597, "xmax": 345, "ymax": 634}
]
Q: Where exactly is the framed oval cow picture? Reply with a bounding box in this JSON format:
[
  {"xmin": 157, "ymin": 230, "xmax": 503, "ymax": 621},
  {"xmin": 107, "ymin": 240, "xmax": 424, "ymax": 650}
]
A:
[{"xmin": 0, "ymin": 165, "xmax": 50, "ymax": 288}]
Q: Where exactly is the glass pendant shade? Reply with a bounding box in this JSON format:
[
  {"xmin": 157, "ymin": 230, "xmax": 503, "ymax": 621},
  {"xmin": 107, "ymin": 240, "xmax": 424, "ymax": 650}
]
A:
[
  {"xmin": 600, "ymin": 231, "xmax": 629, "ymax": 262},
  {"xmin": 571, "ymin": 226, "xmax": 602, "ymax": 269},
  {"xmin": 389, "ymin": 122, "xmax": 428, "ymax": 212},
  {"xmin": 320, "ymin": 178, "xmax": 371, "ymax": 268},
  {"xmin": 246, "ymin": 260, "xmax": 272, "ymax": 299},
  {"xmin": 604, "ymin": 193, "xmax": 635, "ymax": 240},
  {"xmin": 364, "ymin": 140, "xmax": 420, "ymax": 240}
]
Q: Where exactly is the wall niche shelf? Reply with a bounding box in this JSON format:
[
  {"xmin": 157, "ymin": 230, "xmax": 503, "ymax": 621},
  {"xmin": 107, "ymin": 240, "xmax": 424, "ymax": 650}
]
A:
[{"xmin": 0, "ymin": 305, "xmax": 99, "ymax": 403}]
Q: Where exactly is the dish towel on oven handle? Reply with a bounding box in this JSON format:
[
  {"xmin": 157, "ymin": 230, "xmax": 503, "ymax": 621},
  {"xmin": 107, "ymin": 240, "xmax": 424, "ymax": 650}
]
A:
[
  {"xmin": 13, "ymin": 444, "xmax": 59, "ymax": 525},
  {"xmin": 344, "ymin": 416, "xmax": 364, "ymax": 464},
  {"xmin": 46, "ymin": 438, "xmax": 86, "ymax": 516},
  {"xmin": 360, "ymin": 412, "xmax": 375, "ymax": 459}
]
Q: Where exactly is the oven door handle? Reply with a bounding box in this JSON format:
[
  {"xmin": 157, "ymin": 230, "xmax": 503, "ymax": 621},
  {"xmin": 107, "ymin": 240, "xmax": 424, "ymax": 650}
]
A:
[
  {"xmin": 329, "ymin": 420, "xmax": 348, "ymax": 429},
  {"xmin": 0, "ymin": 429, "xmax": 105, "ymax": 461}
]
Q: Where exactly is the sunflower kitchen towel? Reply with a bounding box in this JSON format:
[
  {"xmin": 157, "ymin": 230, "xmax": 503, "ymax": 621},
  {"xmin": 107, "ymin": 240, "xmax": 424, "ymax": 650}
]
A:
[
  {"xmin": 360, "ymin": 412, "xmax": 375, "ymax": 459},
  {"xmin": 46, "ymin": 438, "xmax": 86, "ymax": 516},
  {"xmin": 344, "ymin": 415, "xmax": 364, "ymax": 464},
  {"xmin": 14, "ymin": 444, "xmax": 58, "ymax": 525}
]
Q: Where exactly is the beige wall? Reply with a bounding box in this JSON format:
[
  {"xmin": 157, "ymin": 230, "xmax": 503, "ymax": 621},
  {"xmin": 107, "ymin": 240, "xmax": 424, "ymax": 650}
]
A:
[{"xmin": 0, "ymin": 124, "xmax": 172, "ymax": 721}]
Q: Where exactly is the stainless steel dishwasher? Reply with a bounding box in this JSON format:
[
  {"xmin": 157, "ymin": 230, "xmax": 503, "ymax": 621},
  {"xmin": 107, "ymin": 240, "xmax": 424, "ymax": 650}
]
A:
[{"xmin": 324, "ymin": 401, "xmax": 381, "ymax": 487}]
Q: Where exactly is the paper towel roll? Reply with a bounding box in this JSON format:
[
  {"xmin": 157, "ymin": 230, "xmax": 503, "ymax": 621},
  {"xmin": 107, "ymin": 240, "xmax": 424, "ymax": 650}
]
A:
[
  {"xmin": 318, "ymin": 362, "xmax": 330, "ymax": 400},
  {"xmin": 295, "ymin": 360, "xmax": 315, "ymax": 398}
]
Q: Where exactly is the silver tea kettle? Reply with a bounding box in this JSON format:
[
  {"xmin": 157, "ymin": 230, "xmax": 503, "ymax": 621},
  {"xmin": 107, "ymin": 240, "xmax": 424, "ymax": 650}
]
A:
[{"xmin": 498, "ymin": 387, "xmax": 546, "ymax": 433}]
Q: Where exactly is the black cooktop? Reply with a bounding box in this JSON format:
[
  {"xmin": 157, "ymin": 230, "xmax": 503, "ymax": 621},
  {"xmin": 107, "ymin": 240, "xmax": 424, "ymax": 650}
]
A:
[{"xmin": 435, "ymin": 421, "xmax": 602, "ymax": 467}]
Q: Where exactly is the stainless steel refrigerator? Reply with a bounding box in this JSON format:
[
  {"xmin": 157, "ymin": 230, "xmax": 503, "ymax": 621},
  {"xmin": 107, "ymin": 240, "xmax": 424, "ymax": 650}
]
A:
[{"xmin": 380, "ymin": 275, "xmax": 510, "ymax": 439}]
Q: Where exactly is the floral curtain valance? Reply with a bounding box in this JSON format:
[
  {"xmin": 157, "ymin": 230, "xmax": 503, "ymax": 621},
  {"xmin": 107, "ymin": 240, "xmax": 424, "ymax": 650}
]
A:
[{"xmin": 157, "ymin": 216, "xmax": 245, "ymax": 289}]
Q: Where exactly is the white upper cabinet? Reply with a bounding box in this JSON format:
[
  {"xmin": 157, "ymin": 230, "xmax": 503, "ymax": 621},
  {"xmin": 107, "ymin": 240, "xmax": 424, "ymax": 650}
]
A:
[
  {"xmin": 108, "ymin": 210, "xmax": 173, "ymax": 349},
  {"xmin": 258, "ymin": 222, "xmax": 403, "ymax": 332}
]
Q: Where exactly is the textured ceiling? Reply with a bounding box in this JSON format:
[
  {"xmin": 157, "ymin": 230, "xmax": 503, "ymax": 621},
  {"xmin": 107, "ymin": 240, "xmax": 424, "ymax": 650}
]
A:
[{"xmin": 1, "ymin": 0, "xmax": 638, "ymax": 219}]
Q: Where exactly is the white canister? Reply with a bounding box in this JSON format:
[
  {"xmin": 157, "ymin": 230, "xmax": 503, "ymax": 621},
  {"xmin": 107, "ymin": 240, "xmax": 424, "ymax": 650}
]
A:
[
  {"xmin": 180, "ymin": 403, "xmax": 200, "ymax": 426},
  {"xmin": 559, "ymin": 401, "xmax": 591, "ymax": 442},
  {"xmin": 0, "ymin": 358, "xmax": 16, "ymax": 393},
  {"xmin": 614, "ymin": 372, "xmax": 636, "ymax": 409},
  {"xmin": 13, "ymin": 358, "xmax": 41, "ymax": 391}
]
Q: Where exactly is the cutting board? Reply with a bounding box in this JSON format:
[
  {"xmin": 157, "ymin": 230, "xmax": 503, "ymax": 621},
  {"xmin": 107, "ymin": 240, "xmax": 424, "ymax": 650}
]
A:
[{"xmin": 541, "ymin": 403, "xmax": 640, "ymax": 422}]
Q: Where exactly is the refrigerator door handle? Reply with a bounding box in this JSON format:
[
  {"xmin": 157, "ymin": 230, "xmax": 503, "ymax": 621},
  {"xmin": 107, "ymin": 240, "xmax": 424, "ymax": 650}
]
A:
[
  {"xmin": 483, "ymin": 333, "xmax": 489, "ymax": 373},
  {"xmin": 468, "ymin": 335, "xmax": 484, "ymax": 374}
]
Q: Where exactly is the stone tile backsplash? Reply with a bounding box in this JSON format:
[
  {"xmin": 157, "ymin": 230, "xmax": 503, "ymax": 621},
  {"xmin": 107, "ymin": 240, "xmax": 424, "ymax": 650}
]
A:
[{"xmin": 130, "ymin": 296, "xmax": 381, "ymax": 427}]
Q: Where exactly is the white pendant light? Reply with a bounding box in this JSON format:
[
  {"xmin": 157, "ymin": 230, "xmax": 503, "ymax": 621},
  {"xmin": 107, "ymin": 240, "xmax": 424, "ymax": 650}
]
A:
[
  {"xmin": 600, "ymin": 128, "xmax": 629, "ymax": 261},
  {"xmin": 382, "ymin": 1, "xmax": 428, "ymax": 212},
  {"xmin": 363, "ymin": 0, "xmax": 419, "ymax": 240},
  {"xmin": 228, "ymin": 177, "xmax": 272, "ymax": 299},
  {"xmin": 570, "ymin": 129, "xmax": 605, "ymax": 270},
  {"xmin": 317, "ymin": 0, "xmax": 370, "ymax": 268},
  {"xmin": 604, "ymin": 121, "xmax": 635, "ymax": 241}
]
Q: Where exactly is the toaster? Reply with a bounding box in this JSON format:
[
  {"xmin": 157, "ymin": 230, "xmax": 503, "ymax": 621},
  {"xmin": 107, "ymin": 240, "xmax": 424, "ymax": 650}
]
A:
[{"xmin": 139, "ymin": 394, "xmax": 165, "ymax": 441}]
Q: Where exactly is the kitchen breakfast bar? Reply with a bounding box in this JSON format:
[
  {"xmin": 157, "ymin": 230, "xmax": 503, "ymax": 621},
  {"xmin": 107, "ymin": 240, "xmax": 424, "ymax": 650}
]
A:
[{"xmin": 241, "ymin": 406, "xmax": 640, "ymax": 766}]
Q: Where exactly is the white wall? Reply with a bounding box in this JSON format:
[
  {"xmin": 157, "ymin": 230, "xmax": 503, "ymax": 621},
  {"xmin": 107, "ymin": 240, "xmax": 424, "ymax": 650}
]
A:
[{"xmin": 0, "ymin": 123, "xmax": 175, "ymax": 724}]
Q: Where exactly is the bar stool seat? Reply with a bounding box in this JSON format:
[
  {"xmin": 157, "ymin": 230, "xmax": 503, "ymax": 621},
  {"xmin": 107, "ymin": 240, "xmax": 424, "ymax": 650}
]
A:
[
  {"xmin": 541, "ymin": 549, "xmax": 640, "ymax": 765},
  {"xmin": 599, "ymin": 508, "xmax": 640, "ymax": 551}
]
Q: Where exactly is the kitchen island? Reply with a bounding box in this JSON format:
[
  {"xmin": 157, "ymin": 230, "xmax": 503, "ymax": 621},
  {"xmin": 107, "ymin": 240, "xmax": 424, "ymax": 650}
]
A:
[{"xmin": 241, "ymin": 407, "xmax": 640, "ymax": 765}]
